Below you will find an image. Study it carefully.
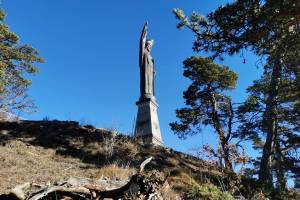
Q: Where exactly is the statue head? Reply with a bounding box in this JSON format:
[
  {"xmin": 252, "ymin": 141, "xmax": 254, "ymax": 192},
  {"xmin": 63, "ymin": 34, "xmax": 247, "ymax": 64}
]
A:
[{"xmin": 146, "ymin": 39, "xmax": 154, "ymax": 51}]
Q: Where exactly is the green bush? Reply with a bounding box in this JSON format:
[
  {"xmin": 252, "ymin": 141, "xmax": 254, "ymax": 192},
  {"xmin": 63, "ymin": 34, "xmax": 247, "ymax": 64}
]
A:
[{"xmin": 184, "ymin": 180, "xmax": 234, "ymax": 200}]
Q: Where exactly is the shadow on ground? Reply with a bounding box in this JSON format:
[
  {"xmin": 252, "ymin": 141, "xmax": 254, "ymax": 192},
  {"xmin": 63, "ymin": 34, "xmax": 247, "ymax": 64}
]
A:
[{"xmin": 0, "ymin": 120, "xmax": 221, "ymax": 181}]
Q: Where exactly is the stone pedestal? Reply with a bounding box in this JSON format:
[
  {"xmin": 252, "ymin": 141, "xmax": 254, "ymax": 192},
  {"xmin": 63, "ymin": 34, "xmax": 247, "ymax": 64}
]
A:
[{"xmin": 134, "ymin": 97, "xmax": 163, "ymax": 146}]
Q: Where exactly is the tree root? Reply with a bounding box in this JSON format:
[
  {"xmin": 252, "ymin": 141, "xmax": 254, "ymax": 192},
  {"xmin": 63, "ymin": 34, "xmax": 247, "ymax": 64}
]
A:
[{"xmin": 0, "ymin": 157, "xmax": 169, "ymax": 200}]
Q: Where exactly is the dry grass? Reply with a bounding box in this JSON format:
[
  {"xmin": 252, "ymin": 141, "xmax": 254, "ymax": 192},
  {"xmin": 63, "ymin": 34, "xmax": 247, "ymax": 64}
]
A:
[
  {"xmin": 0, "ymin": 120, "xmax": 224, "ymax": 197},
  {"xmin": 161, "ymin": 183, "xmax": 182, "ymax": 200},
  {"xmin": 168, "ymin": 171, "xmax": 194, "ymax": 193},
  {"xmin": 93, "ymin": 162, "xmax": 136, "ymax": 181},
  {"xmin": 0, "ymin": 140, "xmax": 136, "ymax": 194}
]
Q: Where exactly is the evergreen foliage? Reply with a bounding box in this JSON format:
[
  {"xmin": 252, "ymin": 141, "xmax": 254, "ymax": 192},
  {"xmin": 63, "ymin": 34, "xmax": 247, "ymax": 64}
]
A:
[
  {"xmin": 238, "ymin": 58, "xmax": 300, "ymax": 191},
  {"xmin": 173, "ymin": 0, "xmax": 300, "ymax": 193},
  {"xmin": 0, "ymin": 9, "xmax": 43, "ymax": 114},
  {"xmin": 170, "ymin": 56, "xmax": 238, "ymax": 170},
  {"xmin": 185, "ymin": 180, "xmax": 234, "ymax": 200}
]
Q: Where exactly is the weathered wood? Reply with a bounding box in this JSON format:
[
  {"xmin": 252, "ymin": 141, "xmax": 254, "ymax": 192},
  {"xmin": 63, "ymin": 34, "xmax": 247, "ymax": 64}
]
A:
[
  {"xmin": 10, "ymin": 182, "xmax": 30, "ymax": 200},
  {"xmin": 28, "ymin": 186, "xmax": 90, "ymax": 200},
  {"xmin": 0, "ymin": 157, "xmax": 168, "ymax": 200},
  {"xmin": 139, "ymin": 156, "xmax": 153, "ymax": 172}
]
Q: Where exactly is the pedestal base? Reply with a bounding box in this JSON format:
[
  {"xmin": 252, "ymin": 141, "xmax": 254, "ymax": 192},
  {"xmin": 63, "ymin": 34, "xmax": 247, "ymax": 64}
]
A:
[{"xmin": 134, "ymin": 98, "xmax": 163, "ymax": 146}]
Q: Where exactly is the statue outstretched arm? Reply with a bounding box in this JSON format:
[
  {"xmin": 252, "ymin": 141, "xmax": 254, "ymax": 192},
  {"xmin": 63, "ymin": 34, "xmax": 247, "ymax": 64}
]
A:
[{"xmin": 139, "ymin": 22, "xmax": 148, "ymax": 67}]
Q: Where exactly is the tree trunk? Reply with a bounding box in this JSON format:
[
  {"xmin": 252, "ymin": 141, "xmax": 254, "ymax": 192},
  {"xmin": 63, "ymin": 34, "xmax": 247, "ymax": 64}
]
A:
[
  {"xmin": 259, "ymin": 60, "xmax": 282, "ymax": 187},
  {"xmin": 208, "ymin": 87, "xmax": 232, "ymax": 171},
  {"xmin": 274, "ymin": 139, "xmax": 287, "ymax": 191}
]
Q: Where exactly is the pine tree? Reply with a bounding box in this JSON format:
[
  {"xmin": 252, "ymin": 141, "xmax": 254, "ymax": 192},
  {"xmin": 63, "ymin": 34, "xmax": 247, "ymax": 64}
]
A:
[
  {"xmin": 170, "ymin": 56, "xmax": 238, "ymax": 170},
  {"xmin": 173, "ymin": 0, "xmax": 300, "ymax": 189},
  {"xmin": 237, "ymin": 57, "xmax": 300, "ymax": 191},
  {"xmin": 0, "ymin": 9, "xmax": 43, "ymax": 115}
]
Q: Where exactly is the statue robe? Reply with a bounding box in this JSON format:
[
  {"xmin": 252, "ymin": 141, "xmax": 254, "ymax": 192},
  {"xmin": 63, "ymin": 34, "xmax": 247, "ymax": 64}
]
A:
[
  {"xmin": 139, "ymin": 23, "xmax": 155, "ymax": 100},
  {"xmin": 140, "ymin": 50, "xmax": 154, "ymax": 98}
]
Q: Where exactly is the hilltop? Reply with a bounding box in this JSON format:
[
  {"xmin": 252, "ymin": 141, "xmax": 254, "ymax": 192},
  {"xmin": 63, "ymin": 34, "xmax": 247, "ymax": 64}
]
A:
[{"xmin": 0, "ymin": 120, "xmax": 228, "ymax": 199}]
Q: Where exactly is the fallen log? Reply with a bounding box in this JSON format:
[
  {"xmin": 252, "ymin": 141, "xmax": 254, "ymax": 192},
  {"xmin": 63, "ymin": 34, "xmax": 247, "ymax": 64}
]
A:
[{"xmin": 0, "ymin": 157, "xmax": 169, "ymax": 200}]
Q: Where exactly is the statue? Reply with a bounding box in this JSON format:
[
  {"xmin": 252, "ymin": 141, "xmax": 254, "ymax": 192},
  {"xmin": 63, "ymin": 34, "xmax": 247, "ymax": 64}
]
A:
[
  {"xmin": 139, "ymin": 22, "xmax": 155, "ymax": 100},
  {"xmin": 135, "ymin": 22, "xmax": 163, "ymax": 146}
]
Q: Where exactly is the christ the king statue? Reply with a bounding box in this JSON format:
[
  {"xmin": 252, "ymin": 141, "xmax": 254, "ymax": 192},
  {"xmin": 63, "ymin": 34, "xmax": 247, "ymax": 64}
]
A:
[
  {"xmin": 139, "ymin": 22, "xmax": 155, "ymax": 100},
  {"xmin": 134, "ymin": 22, "xmax": 163, "ymax": 146}
]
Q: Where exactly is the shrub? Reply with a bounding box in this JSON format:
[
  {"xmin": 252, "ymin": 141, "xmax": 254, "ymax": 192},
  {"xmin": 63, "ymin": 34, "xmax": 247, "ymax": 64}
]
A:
[
  {"xmin": 250, "ymin": 191, "xmax": 270, "ymax": 200},
  {"xmin": 184, "ymin": 180, "xmax": 234, "ymax": 200}
]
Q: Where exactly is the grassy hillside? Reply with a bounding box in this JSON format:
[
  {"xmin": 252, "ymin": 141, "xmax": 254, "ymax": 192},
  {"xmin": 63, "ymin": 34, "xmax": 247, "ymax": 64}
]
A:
[{"xmin": 0, "ymin": 120, "xmax": 229, "ymax": 198}]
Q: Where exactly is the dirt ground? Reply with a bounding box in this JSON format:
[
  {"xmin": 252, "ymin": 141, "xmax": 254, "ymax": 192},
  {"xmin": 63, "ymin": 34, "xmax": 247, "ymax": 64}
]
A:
[{"xmin": 0, "ymin": 120, "xmax": 220, "ymax": 195}]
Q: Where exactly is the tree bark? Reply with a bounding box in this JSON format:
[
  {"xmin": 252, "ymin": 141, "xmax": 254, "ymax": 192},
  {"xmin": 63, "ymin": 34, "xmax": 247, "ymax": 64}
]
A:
[
  {"xmin": 208, "ymin": 87, "xmax": 233, "ymax": 171},
  {"xmin": 274, "ymin": 139, "xmax": 287, "ymax": 191},
  {"xmin": 259, "ymin": 59, "xmax": 282, "ymax": 187}
]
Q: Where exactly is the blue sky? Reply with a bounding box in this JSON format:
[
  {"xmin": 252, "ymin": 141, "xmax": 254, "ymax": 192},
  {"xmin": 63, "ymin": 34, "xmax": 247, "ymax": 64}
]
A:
[{"xmin": 2, "ymin": 0, "xmax": 262, "ymax": 154}]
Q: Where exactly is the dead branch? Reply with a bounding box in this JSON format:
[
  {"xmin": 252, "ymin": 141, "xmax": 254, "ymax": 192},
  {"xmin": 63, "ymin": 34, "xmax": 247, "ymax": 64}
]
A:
[
  {"xmin": 11, "ymin": 182, "xmax": 30, "ymax": 200},
  {"xmin": 139, "ymin": 156, "xmax": 153, "ymax": 172},
  {"xmin": 0, "ymin": 157, "xmax": 168, "ymax": 200}
]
